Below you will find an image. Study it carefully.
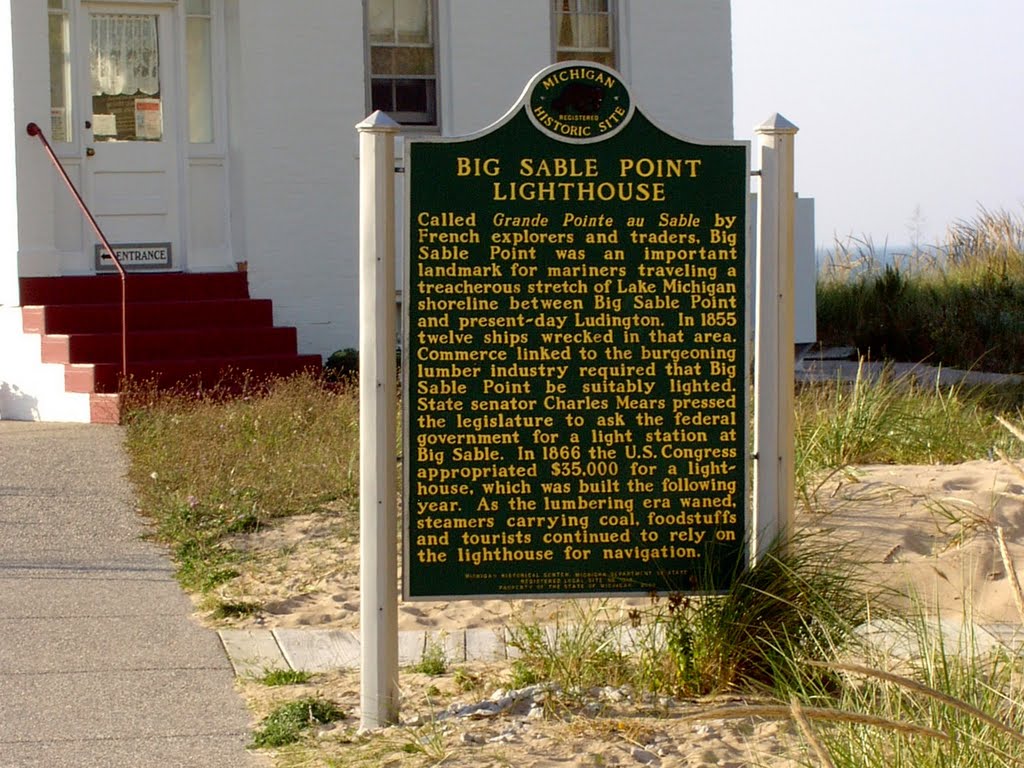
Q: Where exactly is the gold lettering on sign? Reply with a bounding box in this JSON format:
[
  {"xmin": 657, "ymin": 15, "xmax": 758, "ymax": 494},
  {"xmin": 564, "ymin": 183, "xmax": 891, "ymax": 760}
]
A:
[{"xmin": 409, "ymin": 145, "xmax": 745, "ymax": 595}]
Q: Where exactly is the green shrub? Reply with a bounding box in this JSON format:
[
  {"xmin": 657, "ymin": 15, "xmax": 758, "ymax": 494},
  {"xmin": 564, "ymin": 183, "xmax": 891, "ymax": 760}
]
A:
[{"xmin": 323, "ymin": 348, "xmax": 358, "ymax": 382}]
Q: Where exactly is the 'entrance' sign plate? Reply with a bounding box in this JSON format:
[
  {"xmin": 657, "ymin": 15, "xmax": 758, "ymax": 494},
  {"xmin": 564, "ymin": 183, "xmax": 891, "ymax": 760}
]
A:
[{"xmin": 95, "ymin": 242, "xmax": 172, "ymax": 271}]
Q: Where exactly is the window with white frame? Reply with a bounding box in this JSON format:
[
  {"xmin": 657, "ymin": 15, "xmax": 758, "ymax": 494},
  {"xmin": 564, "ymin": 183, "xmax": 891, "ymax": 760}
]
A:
[
  {"xmin": 554, "ymin": 0, "xmax": 616, "ymax": 68},
  {"xmin": 366, "ymin": 0, "xmax": 437, "ymax": 126},
  {"xmin": 186, "ymin": 0, "xmax": 215, "ymax": 143},
  {"xmin": 47, "ymin": 0, "xmax": 73, "ymax": 142}
]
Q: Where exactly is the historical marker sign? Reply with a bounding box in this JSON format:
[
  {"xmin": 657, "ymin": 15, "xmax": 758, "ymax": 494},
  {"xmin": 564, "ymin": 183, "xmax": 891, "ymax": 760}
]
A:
[{"xmin": 404, "ymin": 62, "xmax": 750, "ymax": 599}]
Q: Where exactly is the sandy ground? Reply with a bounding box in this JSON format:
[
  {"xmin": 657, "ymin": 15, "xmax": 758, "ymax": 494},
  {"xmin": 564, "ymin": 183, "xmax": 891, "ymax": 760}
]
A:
[
  {"xmin": 218, "ymin": 459, "xmax": 1024, "ymax": 632},
  {"xmin": 214, "ymin": 458, "xmax": 1024, "ymax": 766}
]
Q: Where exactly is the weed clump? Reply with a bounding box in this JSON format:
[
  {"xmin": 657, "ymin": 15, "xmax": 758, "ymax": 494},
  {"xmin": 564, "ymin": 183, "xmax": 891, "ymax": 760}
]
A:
[
  {"xmin": 411, "ymin": 640, "xmax": 449, "ymax": 676},
  {"xmin": 251, "ymin": 697, "xmax": 344, "ymax": 748},
  {"xmin": 258, "ymin": 668, "xmax": 312, "ymax": 686},
  {"xmin": 507, "ymin": 601, "xmax": 635, "ymax": 697}
]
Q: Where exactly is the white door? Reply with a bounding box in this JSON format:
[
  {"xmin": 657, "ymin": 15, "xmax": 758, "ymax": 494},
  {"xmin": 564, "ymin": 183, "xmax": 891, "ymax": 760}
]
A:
[{"xmin": 79, "ymin": 3, "xmax": 182, "ymax": 271}]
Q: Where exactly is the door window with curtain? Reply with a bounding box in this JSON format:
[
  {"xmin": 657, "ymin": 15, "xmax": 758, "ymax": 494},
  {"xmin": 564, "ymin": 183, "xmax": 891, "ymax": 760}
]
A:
[
  {"xmin": 367, "ymin": 0, "xmax": 437, "ymax": 126},
  {"xmin": 90, "ymin": 12, "xmax": 162, "ymax": 142},
  {"xmin": 554, "ymin": 0, "xmax": 616, "ymax": 68}
]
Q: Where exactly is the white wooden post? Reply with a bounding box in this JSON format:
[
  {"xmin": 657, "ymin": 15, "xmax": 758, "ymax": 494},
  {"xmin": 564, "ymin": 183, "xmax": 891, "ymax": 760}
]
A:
[
  {"xmin": 357, "ymin": 111, "xmax": 400, "ymax": 729},
  {"xmin": 752, "ymin": 114, "xmax": 798, "ymax": 564}
]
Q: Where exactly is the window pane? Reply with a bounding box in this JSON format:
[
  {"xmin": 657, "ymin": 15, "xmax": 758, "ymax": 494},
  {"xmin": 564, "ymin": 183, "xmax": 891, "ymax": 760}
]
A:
[
  {"xmin": 371, "ymin": 81, "xmax": 393, "ymax": 112},
  {"xmin": 557, "ymin": 49, "xmax": 614, "ymax": 67},
  {"xmin": 186, "ymin": 0, "xmax": 211, "ymax": 14},
  {"xmin": 48, "ymin": 0, "xmax": 66, "ymax": 9},
  {"xmin": 371, "ymin": 78, "xmax": 435, "ymax": 124},
  {"xmin": 558, "ymin": 11, "xmax": 611, "ymax": 49},
  {"xmin": 369, "ymin": 0, "xmax": 396, "ymax": 43},
  {"xmin": 395, "ymin": 0, "xmax": 430, "ymax": 44},
  {"xmin": 396, "ymin": 47, "xmax": 434, "ymax": 75},
  {"xmin": 554, "ymin": 0, "xmax": 615, "ymax": 66},
  {"xmin": 91, "ymin": 15, "xmax": 160, "ymax": 96},
  {"xmin": 371, "ymin": 46, "xmax": 434, "ymax": 76},
  {"xmin": 573, "ymin": 13, "xmax": 610, "ymax": 48},
  {"xmin": 370, "ymin": 46, "xmax": 391, "ymax": 74},
  {"xmin": 187, "ymin": 16, "xmax": 214, "ymax": 142},
  {"xmin": 568, "ymin": 0, "xmax": 610, "ymax": 13},
  {"xmin": 48, "ymin": 12, "xmax": 72, "ymax": 141},
  {"xmin": 394, "ymin": 80, "xmax": 428, "ymax": 113}
]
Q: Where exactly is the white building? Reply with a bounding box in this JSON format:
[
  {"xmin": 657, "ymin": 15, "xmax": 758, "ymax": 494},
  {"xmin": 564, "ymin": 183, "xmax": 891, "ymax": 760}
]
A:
[{"xmin": 1, "ymin": 1, "xmax": 738, "ymax": 422}]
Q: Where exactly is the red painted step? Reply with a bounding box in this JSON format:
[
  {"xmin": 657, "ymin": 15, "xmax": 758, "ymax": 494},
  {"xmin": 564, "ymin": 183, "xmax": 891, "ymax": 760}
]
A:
[
  {"xmin": 65, "ymin": 355, "xmax": 323, "ymax": 394},
  {"xmin": 22, "ymin": 298, "xmax": 275, "ymax": 334},
  {"xmin": 40, "ymin": 326, "xmax": 300, "ymax": 365},
  {"xmin": 17, "ymin": 273, "xmax": 323, "ymax": 416},
  {"xmin": 19, "ymin": 272, "xmax": 251, "ymax": 304}
]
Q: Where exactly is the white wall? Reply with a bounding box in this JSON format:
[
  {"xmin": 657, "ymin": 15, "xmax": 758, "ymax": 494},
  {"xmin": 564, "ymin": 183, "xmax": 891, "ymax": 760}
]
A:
[
  {"xmin": 0, "ymin": 308, "xmax": 91, "ymax": 421},
  {"xmin": 748, "ymin": 193, "xmax": 818, "ymax": 346},
  {"xmin": 5, "ymin": 2, "xmax": 59, "ymax": 304},
  {"xmin": 795, "ymin": 197, "xmax": 817, "ymax": 345},
  {"xmin": 444, "ymin": 0, "xmax": 550, "ymax": 136},
  {"xmin": 623, "ymin": 0, "xmax": 733, "ymax": 140},
  {"xmin": 227, "ymin": 0, "xmax": 365, "ymax": 356},
  {"xmin": 0, "ymin": 1, "xmax": 18, "ymax": 307}
]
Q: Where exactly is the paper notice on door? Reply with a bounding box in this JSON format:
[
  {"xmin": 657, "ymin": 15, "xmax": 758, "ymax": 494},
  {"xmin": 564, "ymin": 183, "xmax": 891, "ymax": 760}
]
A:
[
  {"xmin": 134, "ymin": 98, "xmax": 163, "ymax": 140},
  {"xmin": 93, "ymin": 113, "xmax": 117, "ymax": 137},
  {"xmin": 50, "ymin": 108, "xmax": 67, "ymax": 142}
]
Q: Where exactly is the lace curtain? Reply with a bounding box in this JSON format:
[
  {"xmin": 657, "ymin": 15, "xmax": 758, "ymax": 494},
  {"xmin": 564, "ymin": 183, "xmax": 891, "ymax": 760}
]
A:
[{"xmin": 91, "ymin": 14, "xmax": 160, "ymax": 96}]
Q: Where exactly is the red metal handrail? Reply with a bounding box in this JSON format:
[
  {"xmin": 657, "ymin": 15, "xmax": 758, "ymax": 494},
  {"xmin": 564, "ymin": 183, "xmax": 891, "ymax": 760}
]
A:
[{"xmin": 26, "ymin": 122, "xmax": 127, "ymax": 379}]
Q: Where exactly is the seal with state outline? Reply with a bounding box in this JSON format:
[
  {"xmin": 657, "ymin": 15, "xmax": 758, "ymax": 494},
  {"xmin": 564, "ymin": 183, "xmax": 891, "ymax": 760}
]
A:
[{"xmin": 527, "ymin": 61, "xmax": 634, "ymax": 143}]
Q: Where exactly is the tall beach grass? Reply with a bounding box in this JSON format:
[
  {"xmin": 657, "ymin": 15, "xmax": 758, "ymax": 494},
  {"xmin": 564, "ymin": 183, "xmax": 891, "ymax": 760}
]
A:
[
  {"xmin": 817, "ymin": 208, "xmax": 1024, "ymax": 373},
  {"xmin": 123, "ymin": 373, "xmax": 360, "ymax": 593}
]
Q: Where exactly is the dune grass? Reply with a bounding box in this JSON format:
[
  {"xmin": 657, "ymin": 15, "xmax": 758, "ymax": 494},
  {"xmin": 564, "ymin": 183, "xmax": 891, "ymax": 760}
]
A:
[
  {"xmin": 794, "ymin": 361, "xmax": 1024, "ymax": 512},
  {"xmin": 818, "ymin": 208, "xmax": 1024, "ymax": 373},
  {"xmin": 123, "ymin": 373, "xmax": 359, "ymax": 599}
]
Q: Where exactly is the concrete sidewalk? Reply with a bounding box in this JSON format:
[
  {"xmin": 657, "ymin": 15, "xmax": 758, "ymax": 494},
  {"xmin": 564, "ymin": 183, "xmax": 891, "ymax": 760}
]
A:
[{"xmin": 0, "ymin": 422, "xmax": 263, "ymax": 768}]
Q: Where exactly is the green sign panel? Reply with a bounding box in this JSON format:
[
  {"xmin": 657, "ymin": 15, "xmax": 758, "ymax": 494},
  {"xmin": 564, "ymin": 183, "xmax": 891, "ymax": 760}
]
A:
[{"xmin": 404, "ymin": 62, "xmax": 750, "ymax": 599}]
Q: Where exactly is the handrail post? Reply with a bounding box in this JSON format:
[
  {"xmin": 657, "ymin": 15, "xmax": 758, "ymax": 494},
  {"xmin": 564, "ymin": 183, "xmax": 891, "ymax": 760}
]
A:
[{"xmin": 26, "ymin": 122, "xmax": 128, "ymax": 379}]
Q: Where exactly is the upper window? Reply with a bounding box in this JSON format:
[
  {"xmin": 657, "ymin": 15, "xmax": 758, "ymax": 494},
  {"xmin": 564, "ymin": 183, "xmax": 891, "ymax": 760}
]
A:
[
  {"xmin": 554, "ymin": 0, "xmax": 616, "ymax": 68},
  {"xmin": 366, "ymin": 0, "xmax": 437, "ymax": 126}
]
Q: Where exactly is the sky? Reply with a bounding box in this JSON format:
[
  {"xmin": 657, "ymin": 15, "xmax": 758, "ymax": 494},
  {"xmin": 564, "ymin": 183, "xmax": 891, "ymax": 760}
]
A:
[{"xmin": 731, "ymin": 1, "xmax": 1024, "ymax": 250}]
